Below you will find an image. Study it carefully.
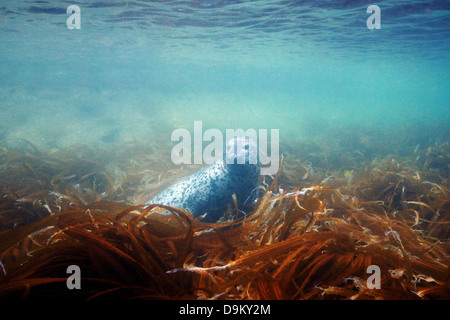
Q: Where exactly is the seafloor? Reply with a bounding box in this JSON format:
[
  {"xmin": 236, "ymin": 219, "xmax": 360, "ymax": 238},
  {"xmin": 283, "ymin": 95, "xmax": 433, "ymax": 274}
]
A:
[{"xmin": 0, "ymin": 124, "xmax": 448, "ymax": 300}]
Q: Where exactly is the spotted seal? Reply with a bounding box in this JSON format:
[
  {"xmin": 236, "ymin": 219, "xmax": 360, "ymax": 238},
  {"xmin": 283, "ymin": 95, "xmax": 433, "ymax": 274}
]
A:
[{"xmin": 146, "ymin": 136, "xmax": 260, "ymax": 222}]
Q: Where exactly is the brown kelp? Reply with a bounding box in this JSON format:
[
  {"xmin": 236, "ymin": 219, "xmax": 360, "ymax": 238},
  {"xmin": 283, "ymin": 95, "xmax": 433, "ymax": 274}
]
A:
[
  {"xmin": 0, "ymin": 139, "xmax": 196, "ymax": 231},
  {"xmin": 0, "ymin": 135, "xmax": 448, "ymax": 300}
]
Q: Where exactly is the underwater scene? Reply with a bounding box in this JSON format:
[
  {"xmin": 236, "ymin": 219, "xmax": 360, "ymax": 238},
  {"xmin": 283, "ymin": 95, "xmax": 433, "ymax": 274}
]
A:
[{"xmin": 0, "ymin": 0, "xmax": 449, "ymax": 301}]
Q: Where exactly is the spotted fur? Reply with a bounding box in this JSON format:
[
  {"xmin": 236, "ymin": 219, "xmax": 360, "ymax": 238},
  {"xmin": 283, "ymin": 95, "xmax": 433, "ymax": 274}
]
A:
[{"xmin": 147, "ymin": 137, "xmax": 260, "ymax": 222}]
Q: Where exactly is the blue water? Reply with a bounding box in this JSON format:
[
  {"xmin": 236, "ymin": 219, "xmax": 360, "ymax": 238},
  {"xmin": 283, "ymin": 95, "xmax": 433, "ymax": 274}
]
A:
[{"xmin": 0, "ymin": 0, "xmax": 449, "ymax": 148}]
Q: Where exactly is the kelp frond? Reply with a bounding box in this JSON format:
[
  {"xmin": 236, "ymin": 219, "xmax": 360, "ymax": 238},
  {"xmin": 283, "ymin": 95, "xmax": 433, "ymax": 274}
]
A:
[{"xmin": 0, "ymin": 139, "xmax": 448, "ymax": 300}]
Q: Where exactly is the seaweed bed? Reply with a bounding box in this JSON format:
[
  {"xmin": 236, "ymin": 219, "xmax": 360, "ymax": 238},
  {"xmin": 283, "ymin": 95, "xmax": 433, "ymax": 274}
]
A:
[{"xmin": 0, "ymin": 131, "xmax": 449, "ymax": 300}]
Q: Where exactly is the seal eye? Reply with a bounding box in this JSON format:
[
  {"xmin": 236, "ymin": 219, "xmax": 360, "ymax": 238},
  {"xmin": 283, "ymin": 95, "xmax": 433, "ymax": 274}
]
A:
[{"xmin": 224, "ymin": 136, "xmax": 259, "ymax": 166}]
